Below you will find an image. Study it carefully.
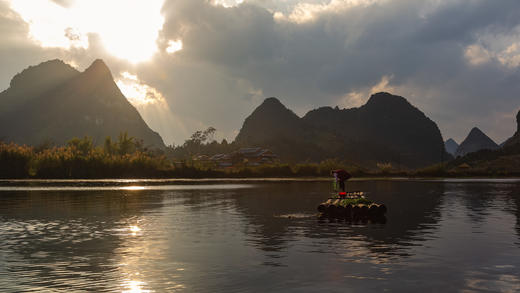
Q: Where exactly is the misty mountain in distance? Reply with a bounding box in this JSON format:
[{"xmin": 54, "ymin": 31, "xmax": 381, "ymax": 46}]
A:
[
  {"xmin": 448, "ymin": 110, "xmax": 520, "ymax": 174},
  {"xmin": 455, "ymin": 127, "xmax": 499, "ymax": 157},
  {"xmin": 235, "ymin": 92, "xmax": 449, "ymax": 168},
  {"xmin": 445, "ymin": 138, "xmax": 459, "ymax": 156},
  {"xmin": 0, "ymin": 59, "xmax": 165, "ymax": 148}
]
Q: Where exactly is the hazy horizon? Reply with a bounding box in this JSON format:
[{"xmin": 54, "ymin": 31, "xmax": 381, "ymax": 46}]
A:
[{"xmin": 1, "ymin": 0, "xmax": 520, "ymax": 145}]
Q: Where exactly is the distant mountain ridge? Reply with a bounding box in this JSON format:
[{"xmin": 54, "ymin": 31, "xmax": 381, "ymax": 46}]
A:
[
  {"xmin": 0, "ymin": 59, "xmax": 165, "ymax": 148},
  {"xmin": 0, "ymin": 59, "xmax": 79, "ymax": 116},
  {"xmin": 445, "ymin": 138, "xmax": 459, "ymax": 156},
  {"xmin": 448, "ymin": 110, "xmax": 520, "ymax": 175},
  {"xmin": 455, "ymin": 127, "xmax": 498, "ymax": 157},
  {"xmin": 235, "ymin": 92, "xmax": 449, "ymax": 168}
]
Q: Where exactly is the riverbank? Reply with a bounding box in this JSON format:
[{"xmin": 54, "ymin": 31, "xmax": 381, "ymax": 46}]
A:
[
  {"xmin": 1, "ymin": 177, "xmax": 519, "ymax": 187},
  {"xmin": 2, "ymin": 140, "xmax": 519, "ymax": 179}
]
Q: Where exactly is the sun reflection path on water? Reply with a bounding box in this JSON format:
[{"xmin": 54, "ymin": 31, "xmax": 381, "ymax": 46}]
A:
[
  {"xmin": 121, "ymin": 280, "xmax": 151, "ymax": 293},
  {"xmin": 129, "ymin": 225, "xmax": 142, "ymax": 236},
  {"xmin": 117, "ymin": 215, "xmax": 187, "ymax": 292},
  {"xmin": 0, "ymin": 184, "xmax": 253, "ymax": 191},
  {"xmin": 121, "ymin": 186, "xmax": 147, "ymax": 191},
  {"xmin": 120, "ymin": 223, "xmax": 151, "ymax": 292}
]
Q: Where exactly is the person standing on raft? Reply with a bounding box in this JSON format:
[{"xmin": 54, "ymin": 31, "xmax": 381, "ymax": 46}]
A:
[{"xmin": 331, "ymin": 169, "xmax": 351, "ymax": 193}]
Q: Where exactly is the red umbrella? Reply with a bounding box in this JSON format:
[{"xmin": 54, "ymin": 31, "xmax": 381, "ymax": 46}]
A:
[{"xmin": 332, "ymin": 169, "xmax": 351, "ymax": 181}]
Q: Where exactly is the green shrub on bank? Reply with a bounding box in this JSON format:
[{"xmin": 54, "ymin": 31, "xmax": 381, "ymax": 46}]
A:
[
  {"xmin": 413, "ymin": 163, "xmax": 448, "ymax": 177},
  {"xmin": 0, "ymin": 134, "xmax": 172, "ymax": 179},
  {"xmin": 0, "ymin": 143, "xmax": 33, "ymax": 178},
  {"xmin": 2, "ymin": 136, "xmax": 518, "ymax": 178}
]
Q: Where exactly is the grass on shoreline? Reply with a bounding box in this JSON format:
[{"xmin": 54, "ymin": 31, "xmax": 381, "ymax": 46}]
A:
[{"xmin": 1, "ymin": 137, "xmax": 519, "ymax": 179}]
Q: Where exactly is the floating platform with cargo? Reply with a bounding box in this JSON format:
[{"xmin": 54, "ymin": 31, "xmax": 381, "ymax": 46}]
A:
[{"xmin": 317, "ymin": 191, "xmax": 387, "ymax": 222}]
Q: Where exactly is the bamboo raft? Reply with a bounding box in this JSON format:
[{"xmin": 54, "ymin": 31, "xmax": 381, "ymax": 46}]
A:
[{"xmin": 317, "ymin": 191, "xmax": 387, "ymax": 221}]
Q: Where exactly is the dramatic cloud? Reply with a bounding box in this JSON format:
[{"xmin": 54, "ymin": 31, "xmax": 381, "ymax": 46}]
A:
[
  {"xmin": 117, "ymin": 72, "xmax": 166, "ymax": 106},
  {"xmin": 2, "ymin": 0, "xmax": 520, "ymax": 145},
  {"xmin": 8, "ymin": 0, "xmax": 164, "ymax": 62}
]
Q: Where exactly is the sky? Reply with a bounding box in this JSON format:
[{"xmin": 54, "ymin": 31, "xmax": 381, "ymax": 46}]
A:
[{"xmin": 1, "ymin": 0, "xmax": 520, "ymax": 146}]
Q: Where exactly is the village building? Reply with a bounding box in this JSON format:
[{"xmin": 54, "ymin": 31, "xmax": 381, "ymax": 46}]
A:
[{"xmin": 198, "ymin": 147, "xmax": 278, "ymax": 168}]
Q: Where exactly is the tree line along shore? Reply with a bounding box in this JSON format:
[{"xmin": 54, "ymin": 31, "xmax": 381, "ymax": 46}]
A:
[{"xmin": 1, "ymin": 132, "xmax": 518, "ymax": 179}]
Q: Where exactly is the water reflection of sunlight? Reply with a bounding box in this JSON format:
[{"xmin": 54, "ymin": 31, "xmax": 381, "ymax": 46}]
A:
[
  {"xmin": 0, "ymin": 183, "xmax": 254, "ymax": 192},
  {"xmin": 119, "ymin": 221, "xmax": 151, "ymax": 292},
  {"xmin": 130, "ymin": 225, "xmax": 141, "ymax": 232},
  {"xmin": 121, "ymin": 186, "xmax": 146, "ymax": 191},
  {"xmin": 130, "ymin": 225, "xmax": 141, "ymax": 236},
  {"xmin": 115, "ymin": 214, "xmax": 187, "ymax": 292},
  {"xmin": 122, "ymin": 280, "xmax": 151, "ymax": 293}
]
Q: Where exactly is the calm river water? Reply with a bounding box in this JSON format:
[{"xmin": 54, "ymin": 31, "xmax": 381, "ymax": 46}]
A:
[{"xmin": 0, "ymin": 179, "xmax": 519, "ymax": 292}]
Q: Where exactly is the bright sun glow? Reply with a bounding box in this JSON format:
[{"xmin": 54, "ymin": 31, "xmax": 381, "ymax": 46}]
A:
[
  {"xmin": 8, "ymin": 0, "xmax": 165, "ymax": 63},
  {"xmin": 115, "ymin": 71, "xmax": 182, "ymax": 146},
  {"xmin": 116, "ymin": 72, "xmax": 166, "ymax": 106},
  {"xmin": 166, "ymin": 40, "xmax": 183, "ymax": 54},
  {"xmin": 212, "ymin": 0, "xmax": 244, "ymax": 8}
]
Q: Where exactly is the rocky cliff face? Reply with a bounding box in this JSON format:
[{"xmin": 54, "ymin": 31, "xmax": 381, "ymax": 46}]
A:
[
  {"xmin": 503, "ymin": 110, "xmax": 520, "ymax": 147},
  {"xmin": 234, "ymin": 97, "xmax": 321, "ymax": 162},
  {"xmin": 235, "ymin": 92, "xmax": 448, "ymax": 168},
  {"xmin": 445, "ymin": 138, "xmax": 459, "ymax": 156},
  {"xmin": 0, "ymin": 59, "xmax": 165, "ymax": 148},
  {"xmin": 455, "ymin": 127, "xmax": 498, "ymax": 157},
  {"xmin": 235, "ymin": 97, "xmax": 302, "ymax": 144},
  {"xmin": 0, "ymin": 59, "xmax": 79, "ymax": 116}
]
